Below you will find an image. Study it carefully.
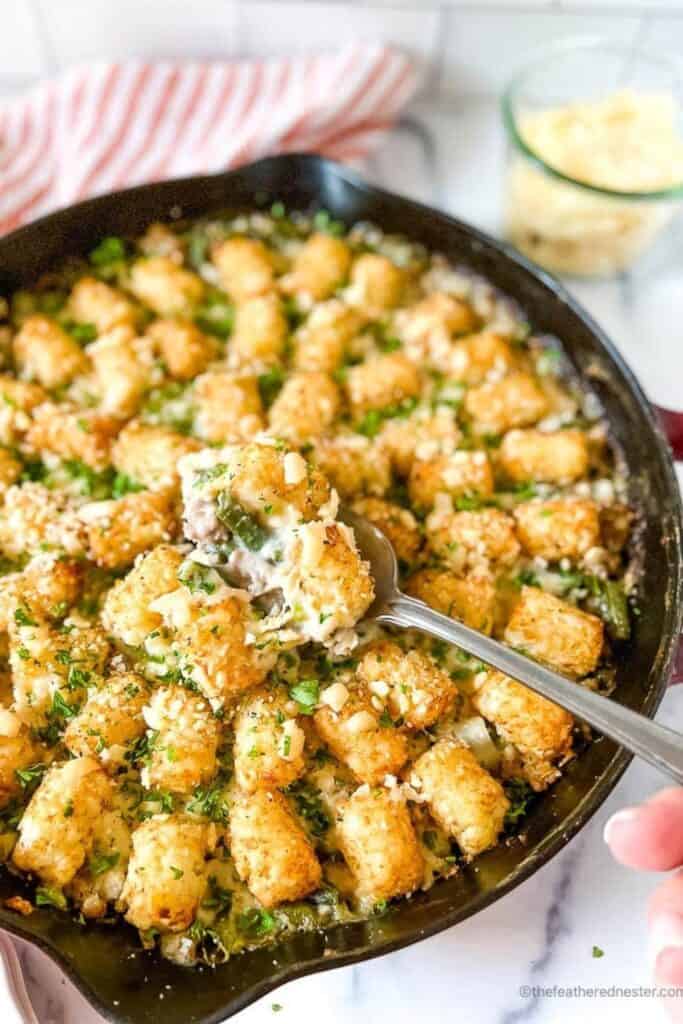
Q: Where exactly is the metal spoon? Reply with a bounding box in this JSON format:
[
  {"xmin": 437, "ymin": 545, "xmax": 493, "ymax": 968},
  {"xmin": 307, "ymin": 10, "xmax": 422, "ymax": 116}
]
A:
[{"xmin": 344, "ymin": 508, "xmax": 683, "ymax": 785}]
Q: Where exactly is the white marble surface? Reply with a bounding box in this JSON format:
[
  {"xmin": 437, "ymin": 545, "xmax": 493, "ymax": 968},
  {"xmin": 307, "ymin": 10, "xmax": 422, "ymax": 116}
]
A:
[{"xmin": 8, "ymin": 95, "xmax": 683, "ymax": 1024}]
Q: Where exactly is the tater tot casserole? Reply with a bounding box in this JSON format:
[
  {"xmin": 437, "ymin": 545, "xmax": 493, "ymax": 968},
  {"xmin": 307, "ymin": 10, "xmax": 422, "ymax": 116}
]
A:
[{"xmin": 0, "ymin": 204, "xmax": 637, "ymax": 966}]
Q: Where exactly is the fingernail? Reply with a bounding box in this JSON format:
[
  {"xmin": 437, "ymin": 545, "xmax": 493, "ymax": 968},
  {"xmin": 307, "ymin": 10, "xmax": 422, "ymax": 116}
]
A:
[
  {"xmin": 649, "ymin": 913, "xmax": 683, "ymax": 974},
  {"xmin": 603, "ymin": 807, "xmax": 639, "ymax": 846}
]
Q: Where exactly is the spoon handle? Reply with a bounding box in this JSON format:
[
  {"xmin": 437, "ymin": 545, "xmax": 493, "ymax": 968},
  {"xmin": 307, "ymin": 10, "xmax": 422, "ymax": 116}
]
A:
[{"xmin": 380, "ymin": 593, "xmax": 683, "ymax": 786}]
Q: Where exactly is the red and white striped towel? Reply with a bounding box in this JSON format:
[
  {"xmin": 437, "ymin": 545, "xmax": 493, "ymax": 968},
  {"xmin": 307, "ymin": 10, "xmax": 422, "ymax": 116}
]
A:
[{"xmin": 0, "ymin": 44, "xmax": 418, "ymax": 235}]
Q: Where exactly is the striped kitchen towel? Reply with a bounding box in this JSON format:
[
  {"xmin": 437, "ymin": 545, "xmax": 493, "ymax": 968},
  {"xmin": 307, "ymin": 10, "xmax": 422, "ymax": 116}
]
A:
[{"xmin": 0, "ymin": 44, "xmax": 419, "ymax": 235}]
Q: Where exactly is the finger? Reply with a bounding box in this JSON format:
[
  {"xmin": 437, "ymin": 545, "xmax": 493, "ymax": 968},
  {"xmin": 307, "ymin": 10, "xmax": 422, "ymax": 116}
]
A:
[
  {"xmin": 649, "ymin": 872, "xmax": 683, "ymax": 924},
  {"xmin": 604, "ymin": 789, "xmax": 683, "ymax": 871},
  {"xmin": 648, "ymin": 877, "xmax": 683, "ymax": 1021}
]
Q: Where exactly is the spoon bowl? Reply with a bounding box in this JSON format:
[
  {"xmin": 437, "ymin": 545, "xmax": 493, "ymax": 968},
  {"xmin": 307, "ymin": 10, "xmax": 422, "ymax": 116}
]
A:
[{"xmin": 344, "ymin": 507, "xmax": 683, "ymax": 786}]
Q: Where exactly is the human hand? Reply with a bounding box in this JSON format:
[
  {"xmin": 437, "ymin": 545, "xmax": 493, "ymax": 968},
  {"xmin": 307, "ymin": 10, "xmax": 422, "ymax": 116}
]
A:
[{"xmin": 605, "ymin": 789, "xmax": 683, "ymax": 1021}]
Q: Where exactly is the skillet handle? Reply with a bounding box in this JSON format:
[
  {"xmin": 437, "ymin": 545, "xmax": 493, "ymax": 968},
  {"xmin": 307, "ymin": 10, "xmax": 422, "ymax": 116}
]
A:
[{"xmin": 654, "ymin": 403, "xmax": 683, "ymax": 684}]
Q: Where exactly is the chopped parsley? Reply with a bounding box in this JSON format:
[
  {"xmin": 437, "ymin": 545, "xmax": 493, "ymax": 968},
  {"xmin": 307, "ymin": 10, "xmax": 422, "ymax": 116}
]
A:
[
  {"xmin": 111, "ymin": 472, "xmax": 144, "ymax": 499},
  {"xmin": 35, "ymin": 887, "xmax": 68, "ymax": 910},
  {"xmin": 89, "ymin": 850, "xmax": 120, "ymax": 876},
  {"xmin": 288, "ymin": 679, "xmax": 319, "ymax": 715},
  {"xmin": 178, "ymin": 560, "xmax": 217, "ymax": 595},
  {"xmin": 355, "ymin": 396, "xmax": 418, "ymax": 438},
  {"xmin": 312, "ymin": 209, "xmax": 345, "ymax": 237},
  {"xmin": 202, "ymin": 875, "xmax": 232, "ymax": 915},
  {"xmin": 503, "ymin": 778, "xmax": 535, "ymax": 830},
  {"xmin": 237, "ymin": 907, "xmax": 276, "ymax": 938},
  {"xmin": 15, "ymin": 763, "xmax": 47, "ymax": 791},
  {"xmin": 592, "ymin": 945, "xmax": 604, "ymax": 958},
  {"xmin": 186, "ymin": 780, "xmax": 230, "ymax": 824},
  {"xmin": 89, "ymin": 236, "xmax": 127, "ymax": 268},
  {"xmin": 14, "ymin": 606, "xmax": 36, "ymax": 627},
  {"xmin": 258, "ymin": 366, "xmax": 286, "ymax": 408},
  {"xmin": 286, "ymin": 781, "xmax": 330, "ymax": 836},
  {"xmin": 195, "ymin": 289, "xmax": 234, "ymax": 338}
]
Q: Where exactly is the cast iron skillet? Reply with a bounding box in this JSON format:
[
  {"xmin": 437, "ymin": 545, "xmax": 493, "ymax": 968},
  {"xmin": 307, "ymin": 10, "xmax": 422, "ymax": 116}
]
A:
[{"xmin": 0, "ymin": 154, "xmax": 681, "ymax": 1024}]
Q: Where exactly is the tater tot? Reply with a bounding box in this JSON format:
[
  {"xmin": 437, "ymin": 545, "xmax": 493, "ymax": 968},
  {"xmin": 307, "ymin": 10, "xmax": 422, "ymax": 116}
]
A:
[
  {"xmin": 514, "ymin": 499, "xmax": 600, "ymax": 561},
  {"xmin": 0, "ymin": 376, "xmax": 47, "ymax": 446},
  {"xmin": 473, "ymin": 670, "xmax": 574, "ymax": 791},
  {"xmin": 146, "ymin": 318, "xmax": 218, "ymax": 380},
  {"xmin": 405, "ymin": 568, "xmax": 496, "ymax": 634},
  {"xmin": 128, "ymin": 257, "xmax": 204, "ymax": 317},
  {"xmin": 230, "ymin": 293, "xmax": 287, "ymax": 367},
  {"xmin": 465, "ymin": 372, "xmax": 548, "ymax": 435},
  {"xmin": 426, "ymin": 506, "xmax": 521, "ymax": 574},
  {"xmin": 394, "ymin": 292, "xmax": 479, "ymax": 372},
  {"xmin": 449, "ymin": 331, "xmax": 515, "ymax": 385},
  {"xmin": 268, "ymin": 372, "xmax": 340, "ymax": 445},
  {"xmin": 193, "ymin": 371, "xmax": 265, "ymax": 444},
  {"xmin": 229, "ymin": 788, "xmax": 322, "ymax": 907},
  {"xmin": 212, "ymin": 237, "xmax": 275, "ymax": 301},
  {"xmin": 0, "ymin": 722, "xmax": 45, "ymax": 808},
  {"xmin": 499, "ymin": 428, "xmax": 589, "ymax": 484},
  {"xmin": 379, "ymin": 405, "xmax": 461, "ymax": 478},
  {"xmin": 281, "ymin": 233, "xmax": 352, "ymax": 302},
  {"xmin": 150, "ymin": 588, "xmax": 273, "ymax": 711},
  {"xmin": 142, "ymin": 686, "xmax": 219, "ymax": 794},
  {"xmin": 314, "ymin": 684, "xmax": 408, "ymax": 785},
  {"xmin": 292, "ymin": 299, "xmax": 362, "ymax": 373},
  {"xmin": 101, "ymin": 544, "xmax": 183, "ymax": 646},
  {"xmin": 408, "ymin": 450, "xmax": 494, "ymax": 510},
  {"xmin": 346, "ymin": 253, "xmax": 404, "ymax": 316},
  {"xmin": 26, "ymin": 403, "xmax": 121, "ymax": 471},
  {"xmin": 121, "ymin": 815, "xmax": 208, "ymax": 933},
  {"xmin": 10, "ymin": 616, "xmax": 110, "ymax": 723},
  {"xmin": 63, "ymin": 673, "xmax": 149, "ymax": 765},
  {"xmin": 0, "ymin": 554, "xmax": 82, "ymax": 632},
  {"xmin": 233, "ymin": 686, "xmax": 306, "ymax": 793},
  {"xmin": 409, "ymin": 741, "xmax": 508, "ymax": 859},
  {"xmin": 335, "ymin": 786, "xmax": 423, "ymax": 906},
  {"xmin": 282, "ymin": 522, "xmax": 374, "ymax": 642},
  {"xmin": 0, "ymin": 448, "xmax": 21, "ymax": 495},
  {"xmin": 13, "ymin": 757, "xmax": 112, "ymax": 887},
  {"xmin": 345, "ymin": 353, "xmax": 420, "ymax": 418},
  {"xmin": 310, "ymin": 433, "xmax": 391, "ymax": 499},
  {"xmin": 67, "ymin": 808, "xmax": 130, "ymax": 919},
  {"xmin": 504, "ymin": 586, "xmax": 603, "ymax": 678},
  {"xmin": 351, "ymin": 497, "xmax": 422, "ymax": 566},
  {"xmin": 111, "ymin": 421, "xmax": 201, "ymax": 493},
  {"xmin": 68, "ymin": 277, "xmax": 137, "ymax": 334},
  {"xmin": 81, "ymin": 490, "xmax": 177, "ymax": 570},
  {"xmin": 87, "ymin": 326, "xmax": 156, "ymax": 418},
  {"xmin": 0, "ymin": 483, "xmax": 87, "ymax": 560},
  {"xmin": 13, "ymin": 316, "xmax": 89, "ymax": 389},
  {"xmin": 357, "ymin": 641, "xmax": 457, "ymax": 730}
]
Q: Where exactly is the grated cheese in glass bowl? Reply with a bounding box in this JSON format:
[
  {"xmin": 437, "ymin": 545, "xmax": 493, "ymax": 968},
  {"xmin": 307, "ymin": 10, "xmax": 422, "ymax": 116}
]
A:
[{"xmin": 502, "ymin": 41, "xmax": 683, "ymax": 277}]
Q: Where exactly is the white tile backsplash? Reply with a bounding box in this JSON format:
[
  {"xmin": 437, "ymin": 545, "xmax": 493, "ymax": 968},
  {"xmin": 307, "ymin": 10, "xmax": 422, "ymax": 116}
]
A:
[
  {"xmin": 236, "ymin": 3, "xmax": 439, "ymax": 64},
  {"xmin": 0, "ymin": 0, "xmax": 46, "ymax": 76},
  {"xmin": 640, "ymin": 13, "xmax": 683, "ymax": 62},
  {"xmin": 33, "ymin": 0, "xmax": 240, "ymax": 64},
  {"xmin": 437, "ymin": 9, "xmax": 644, "ymax": 96},
  {"xmin": 0, "ymin": 0, "xmax": 675, "ymax": 103}
]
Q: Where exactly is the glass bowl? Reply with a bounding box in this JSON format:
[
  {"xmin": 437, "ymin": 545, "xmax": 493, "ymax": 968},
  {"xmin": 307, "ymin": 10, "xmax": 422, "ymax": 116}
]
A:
[{"xmin": 501, "ymin": 38, "xmax": 683, "ymax": 278}]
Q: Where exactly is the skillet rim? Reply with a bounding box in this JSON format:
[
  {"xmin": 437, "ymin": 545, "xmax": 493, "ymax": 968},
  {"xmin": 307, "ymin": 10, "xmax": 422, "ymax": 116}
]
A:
[{"xmin": 0, "ymin": 152, "xmax": 681, "ymax": 1024}]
